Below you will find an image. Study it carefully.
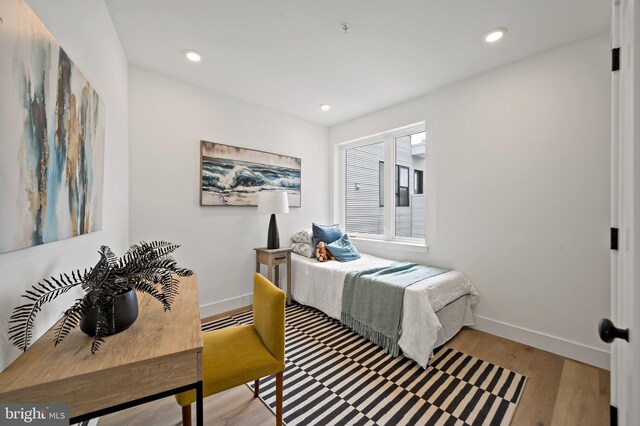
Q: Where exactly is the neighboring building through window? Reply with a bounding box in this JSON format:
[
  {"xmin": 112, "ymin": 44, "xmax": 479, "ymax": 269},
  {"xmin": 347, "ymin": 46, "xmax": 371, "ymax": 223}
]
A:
[
  {"xmin": 414, "ymin": 170, "xmax": 424, "ymax": 194},
  {"xmin": 396, "ymin": 165, "xmax": 410, "ymax": 207},
  {"xmin": 342, "ymin": 123, "xmax": 427, "ymax": 243},
  {"xmin": 345, "ymin": 141, "xmax": 385, "ymax": 236}
]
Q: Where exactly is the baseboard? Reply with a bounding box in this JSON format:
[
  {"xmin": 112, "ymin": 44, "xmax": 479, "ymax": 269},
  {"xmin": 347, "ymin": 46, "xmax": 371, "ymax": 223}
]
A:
[
  {"xmin": 472, "ymin": 315, "xmax": 610, "ymax": 370},
  {"xmin": 199, "ymin": 293, "xmax": 253, "ymax": 318}
]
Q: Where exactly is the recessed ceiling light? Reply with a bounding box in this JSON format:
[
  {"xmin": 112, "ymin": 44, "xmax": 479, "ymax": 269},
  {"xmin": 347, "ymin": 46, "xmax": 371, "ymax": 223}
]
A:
[
  {"xmin": 319, "ymin": 104, "xmax": 331, "ymax": 111},
  {"xmin": 184, "ymin": 50, "xmax": 202, "ymax": 62},
  {"xmin": 484, "ymin": 28, "xmax": 507, "ymax": 43}
]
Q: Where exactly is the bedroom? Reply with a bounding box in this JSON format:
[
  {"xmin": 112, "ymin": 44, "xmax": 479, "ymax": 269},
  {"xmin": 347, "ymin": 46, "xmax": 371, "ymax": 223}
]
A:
[{"xmin": 0, "ymin": 0, "xmax": 638, "ymax": 425}]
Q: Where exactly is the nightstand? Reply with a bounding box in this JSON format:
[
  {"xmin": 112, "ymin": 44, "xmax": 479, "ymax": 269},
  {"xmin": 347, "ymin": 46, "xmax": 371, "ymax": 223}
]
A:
[{"xmin": 254, "ymin": 247, "xmax": 292, "ymax": 304}]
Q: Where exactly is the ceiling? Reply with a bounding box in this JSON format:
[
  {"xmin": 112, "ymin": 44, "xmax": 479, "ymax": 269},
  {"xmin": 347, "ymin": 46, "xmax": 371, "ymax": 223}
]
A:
[{"xmin": 105, "ymin": 0, "xmax": 610, "ymax": 127}]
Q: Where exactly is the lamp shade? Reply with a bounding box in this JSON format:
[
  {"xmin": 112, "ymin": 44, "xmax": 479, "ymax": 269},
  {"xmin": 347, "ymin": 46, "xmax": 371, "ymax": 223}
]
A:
[{"xmin": 257, "ymin": 191, "xmax": 289, "ymax": 214}]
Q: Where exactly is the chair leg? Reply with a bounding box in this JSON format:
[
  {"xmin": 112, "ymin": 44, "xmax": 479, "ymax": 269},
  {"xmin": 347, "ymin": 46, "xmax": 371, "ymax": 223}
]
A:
[
  {"xmin": 275, "ymin": 371, "xmax": 283, "ymax": 426},
  {"xmin": 181, "ymin": 404, "xmax": 192, "ymax": 426},
  {"xmin": 254, "ymin": 379, "xmax": 260, "ymax": 398}
]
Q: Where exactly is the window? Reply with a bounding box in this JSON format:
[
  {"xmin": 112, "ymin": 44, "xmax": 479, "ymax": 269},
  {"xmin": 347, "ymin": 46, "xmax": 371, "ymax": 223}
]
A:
[
  {"xmin": 396, "ymin": 165, "xmax": 410, "ymax": 207},
  {"xmin": 414, "ymin": 170, "xmax": 424, "ymax": 194},
  {"xmin": 341, "ymin": 123, "xmax": 427, "ymax": 244}
]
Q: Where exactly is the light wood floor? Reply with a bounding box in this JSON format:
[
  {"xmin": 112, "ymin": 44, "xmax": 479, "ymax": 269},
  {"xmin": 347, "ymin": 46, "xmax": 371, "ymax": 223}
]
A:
[
  {"xmin": 99, "ymin": 327, "xmax": 609, "ymax": 426},
  {"xmin": 446, "ymin": 328, "xmax": 609, "ymax": 426}
]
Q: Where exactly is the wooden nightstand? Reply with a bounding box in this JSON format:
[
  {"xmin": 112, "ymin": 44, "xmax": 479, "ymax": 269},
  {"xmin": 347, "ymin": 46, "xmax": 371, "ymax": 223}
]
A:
[{"xmin": 254, "ymin": 247, "xmax": 292, "ymax": 304}]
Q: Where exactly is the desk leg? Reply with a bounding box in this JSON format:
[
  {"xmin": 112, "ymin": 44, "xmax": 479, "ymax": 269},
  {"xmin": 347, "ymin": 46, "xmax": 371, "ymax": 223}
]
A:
[
  {"xmin": 275, "ymin": 264, "xmax": 280, "ymax": 287},
  {"xmin": 196, "ymin": 380, "xmax": 203, "ymax": 426}
]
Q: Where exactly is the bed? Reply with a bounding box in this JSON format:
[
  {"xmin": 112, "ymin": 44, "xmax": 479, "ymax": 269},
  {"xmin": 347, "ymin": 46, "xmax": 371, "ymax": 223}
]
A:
[{"xmin": 290, "ymin": 253, "xmax": 479, "ymax": 368}]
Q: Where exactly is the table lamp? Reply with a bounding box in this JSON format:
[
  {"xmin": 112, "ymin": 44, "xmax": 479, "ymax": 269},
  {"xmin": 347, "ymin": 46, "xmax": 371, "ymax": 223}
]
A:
[{"xmin": 257, "ymin": 191, "xmax": 290, "ymax": 249}]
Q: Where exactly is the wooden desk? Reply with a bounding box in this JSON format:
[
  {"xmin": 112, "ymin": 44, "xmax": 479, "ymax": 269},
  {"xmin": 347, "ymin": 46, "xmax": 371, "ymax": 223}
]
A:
[
  {"xmin": 0, "ymin": 275, "xmax": 204, "ymax": 425},
  {"xmin": 254, "ymin": 247, "xmax": 292, "ymax": 304}
]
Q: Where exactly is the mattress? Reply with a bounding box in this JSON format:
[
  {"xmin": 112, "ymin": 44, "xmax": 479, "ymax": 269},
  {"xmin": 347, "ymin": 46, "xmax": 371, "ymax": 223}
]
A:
[{"xmin": 291, "ymin": 253, "xmax": 478, "ymax": 367}]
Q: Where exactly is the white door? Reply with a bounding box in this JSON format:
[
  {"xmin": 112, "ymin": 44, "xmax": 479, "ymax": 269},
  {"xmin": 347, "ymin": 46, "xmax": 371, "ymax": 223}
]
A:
[{"xmin": 607, "ymin": 0, "xmax": 640, "ymax": 424}]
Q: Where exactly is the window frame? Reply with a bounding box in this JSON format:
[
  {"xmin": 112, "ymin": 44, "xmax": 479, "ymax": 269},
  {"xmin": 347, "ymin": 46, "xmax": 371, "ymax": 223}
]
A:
[
  {"xmin": 335, "ymin": 122, "xmax": 430, "ymax": 249},
  {"xmin": 379, "ymin": 161, "xmax": 385, "ymax": 207}
]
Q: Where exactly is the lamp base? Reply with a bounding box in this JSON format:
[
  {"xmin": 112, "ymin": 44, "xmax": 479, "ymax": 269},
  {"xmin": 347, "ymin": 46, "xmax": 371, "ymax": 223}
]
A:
[{"xmin": 267, "ymin": 213, "xmax": 280, "ymax": 249}]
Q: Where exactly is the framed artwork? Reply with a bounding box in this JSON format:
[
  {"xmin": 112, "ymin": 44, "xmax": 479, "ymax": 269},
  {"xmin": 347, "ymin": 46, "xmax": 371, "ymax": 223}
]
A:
[
  {"xmin": 0, "ymin": 0, "xmax": 106, "ymax": 254},
  {"xmin": 200, "ymin": 141, "xmax": 301, "ymax": 207}
]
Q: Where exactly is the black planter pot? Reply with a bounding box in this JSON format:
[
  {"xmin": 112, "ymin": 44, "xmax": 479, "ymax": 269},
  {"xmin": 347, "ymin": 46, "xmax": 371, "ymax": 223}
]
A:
[{"xmin": 80, "ymin": 288, "xmax": 139, "ymax": 337}]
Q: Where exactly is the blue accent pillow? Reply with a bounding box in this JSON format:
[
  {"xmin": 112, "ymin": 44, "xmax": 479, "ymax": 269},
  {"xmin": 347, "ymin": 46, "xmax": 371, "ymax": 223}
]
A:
[
  {"xmin": 326, "ymin": 234, "xmax": 361, "ymax": 262},
  {"xmin": 312, "ymin": 223, "xmax": 343, "ymax": 248}
]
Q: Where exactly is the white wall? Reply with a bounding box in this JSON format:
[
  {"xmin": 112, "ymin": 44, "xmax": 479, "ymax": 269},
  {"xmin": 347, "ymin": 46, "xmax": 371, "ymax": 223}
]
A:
[
  {"xmin": 128, "ymin": 65, "xmax": 330, "ymax": 317},
  {"xmin": 0, "ymin": 0, "xmax": 129, "ymax": 370},
  {"xmin": 330, "ymin": 35, "xmax": 611, "ymax": 368}
]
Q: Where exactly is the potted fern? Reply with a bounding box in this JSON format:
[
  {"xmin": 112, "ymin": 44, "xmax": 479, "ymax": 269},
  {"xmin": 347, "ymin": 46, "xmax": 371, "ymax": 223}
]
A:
[{"xmin": 8, "ymin": 241, "xmax": 193, "ymax": 354}]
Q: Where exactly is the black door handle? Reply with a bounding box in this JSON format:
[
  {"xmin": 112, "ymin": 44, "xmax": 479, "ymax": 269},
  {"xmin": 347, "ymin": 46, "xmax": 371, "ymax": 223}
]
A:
[{"xmin": 598, "ymin": 318, "xmax": 629, "ymax": 343}]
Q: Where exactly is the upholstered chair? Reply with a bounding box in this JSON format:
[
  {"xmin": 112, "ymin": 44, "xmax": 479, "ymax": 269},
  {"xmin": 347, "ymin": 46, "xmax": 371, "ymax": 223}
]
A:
[{"xmin": 176, "ymin": 273, "xmax": 286, "ymax": 425}]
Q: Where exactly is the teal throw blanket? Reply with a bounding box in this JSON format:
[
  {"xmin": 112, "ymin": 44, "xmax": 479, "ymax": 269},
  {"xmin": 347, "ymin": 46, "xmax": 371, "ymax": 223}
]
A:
[{"xmin": 341, "ymin": 262, "xmax": 449, "ymax": 357}]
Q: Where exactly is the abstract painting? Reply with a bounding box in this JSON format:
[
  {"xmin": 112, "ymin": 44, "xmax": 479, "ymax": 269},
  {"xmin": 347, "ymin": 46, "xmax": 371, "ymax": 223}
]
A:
[
  {"xmin": 0, "ymin": 0, "xmax": 105, "ymax": 254},
  {"xmin": 200, "ymin": 141, "xmax": 301, "ymax": 207}
]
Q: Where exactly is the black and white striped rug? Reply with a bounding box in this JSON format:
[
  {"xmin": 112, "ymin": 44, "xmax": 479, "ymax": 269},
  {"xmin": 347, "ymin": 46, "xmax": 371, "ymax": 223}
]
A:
[{"xmin": 202, "ymin": 303, "xmax": 526, "ymax": 426}]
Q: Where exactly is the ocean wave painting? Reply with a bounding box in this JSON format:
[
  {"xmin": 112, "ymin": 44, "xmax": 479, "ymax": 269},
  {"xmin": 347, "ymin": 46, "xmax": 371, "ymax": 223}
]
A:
[
  {"xmin": 200, "ymin": 141, "xmax": 301, "ymax": 206},
  {"xmin": 0, "ymin": 0, "xmax": 105, "ymax": 254}
]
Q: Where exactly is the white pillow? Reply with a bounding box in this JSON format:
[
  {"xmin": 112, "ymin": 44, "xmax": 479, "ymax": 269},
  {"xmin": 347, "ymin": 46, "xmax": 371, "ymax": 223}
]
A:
[
  {"xmin": 291, "ymin": 229, "xmax": 313, "ymax": 244},
  {"xmin": 291, "ymin": 242, "xmax": 314, "ymax": 258}
]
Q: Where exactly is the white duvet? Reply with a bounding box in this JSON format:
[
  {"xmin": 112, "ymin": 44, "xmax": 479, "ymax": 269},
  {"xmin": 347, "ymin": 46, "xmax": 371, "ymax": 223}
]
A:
[{"xmin": 291, "ymin": 253, "xmax": 479, "ymax": 367}]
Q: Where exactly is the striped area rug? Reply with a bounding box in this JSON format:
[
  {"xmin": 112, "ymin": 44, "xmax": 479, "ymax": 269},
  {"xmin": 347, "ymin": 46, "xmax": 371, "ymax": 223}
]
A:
[{"xmin": 202, "ymin": 303, "xmax": 526, "ymax": 426}]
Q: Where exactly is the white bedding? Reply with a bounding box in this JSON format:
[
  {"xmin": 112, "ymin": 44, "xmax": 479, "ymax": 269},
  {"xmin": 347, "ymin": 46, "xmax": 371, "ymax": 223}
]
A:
[{"xmin": 291, "ymin": 253, "xmax": 479, "ymax": 367}]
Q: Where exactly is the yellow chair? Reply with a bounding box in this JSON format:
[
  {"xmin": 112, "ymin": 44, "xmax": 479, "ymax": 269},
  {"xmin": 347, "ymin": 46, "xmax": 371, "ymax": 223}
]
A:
[{"xmin": 176, "ymin": 273, "xmax": 286, "ymax": 425}]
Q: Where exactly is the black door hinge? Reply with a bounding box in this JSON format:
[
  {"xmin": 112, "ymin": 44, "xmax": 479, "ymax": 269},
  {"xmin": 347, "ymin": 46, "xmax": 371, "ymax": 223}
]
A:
[
  {"xmin": 612, "ymin": 47, "xmax": 620, "ymax": 71},
  {"xmin": 611, "ymin": 227, "xmax": 619, "ymax": 250}
]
